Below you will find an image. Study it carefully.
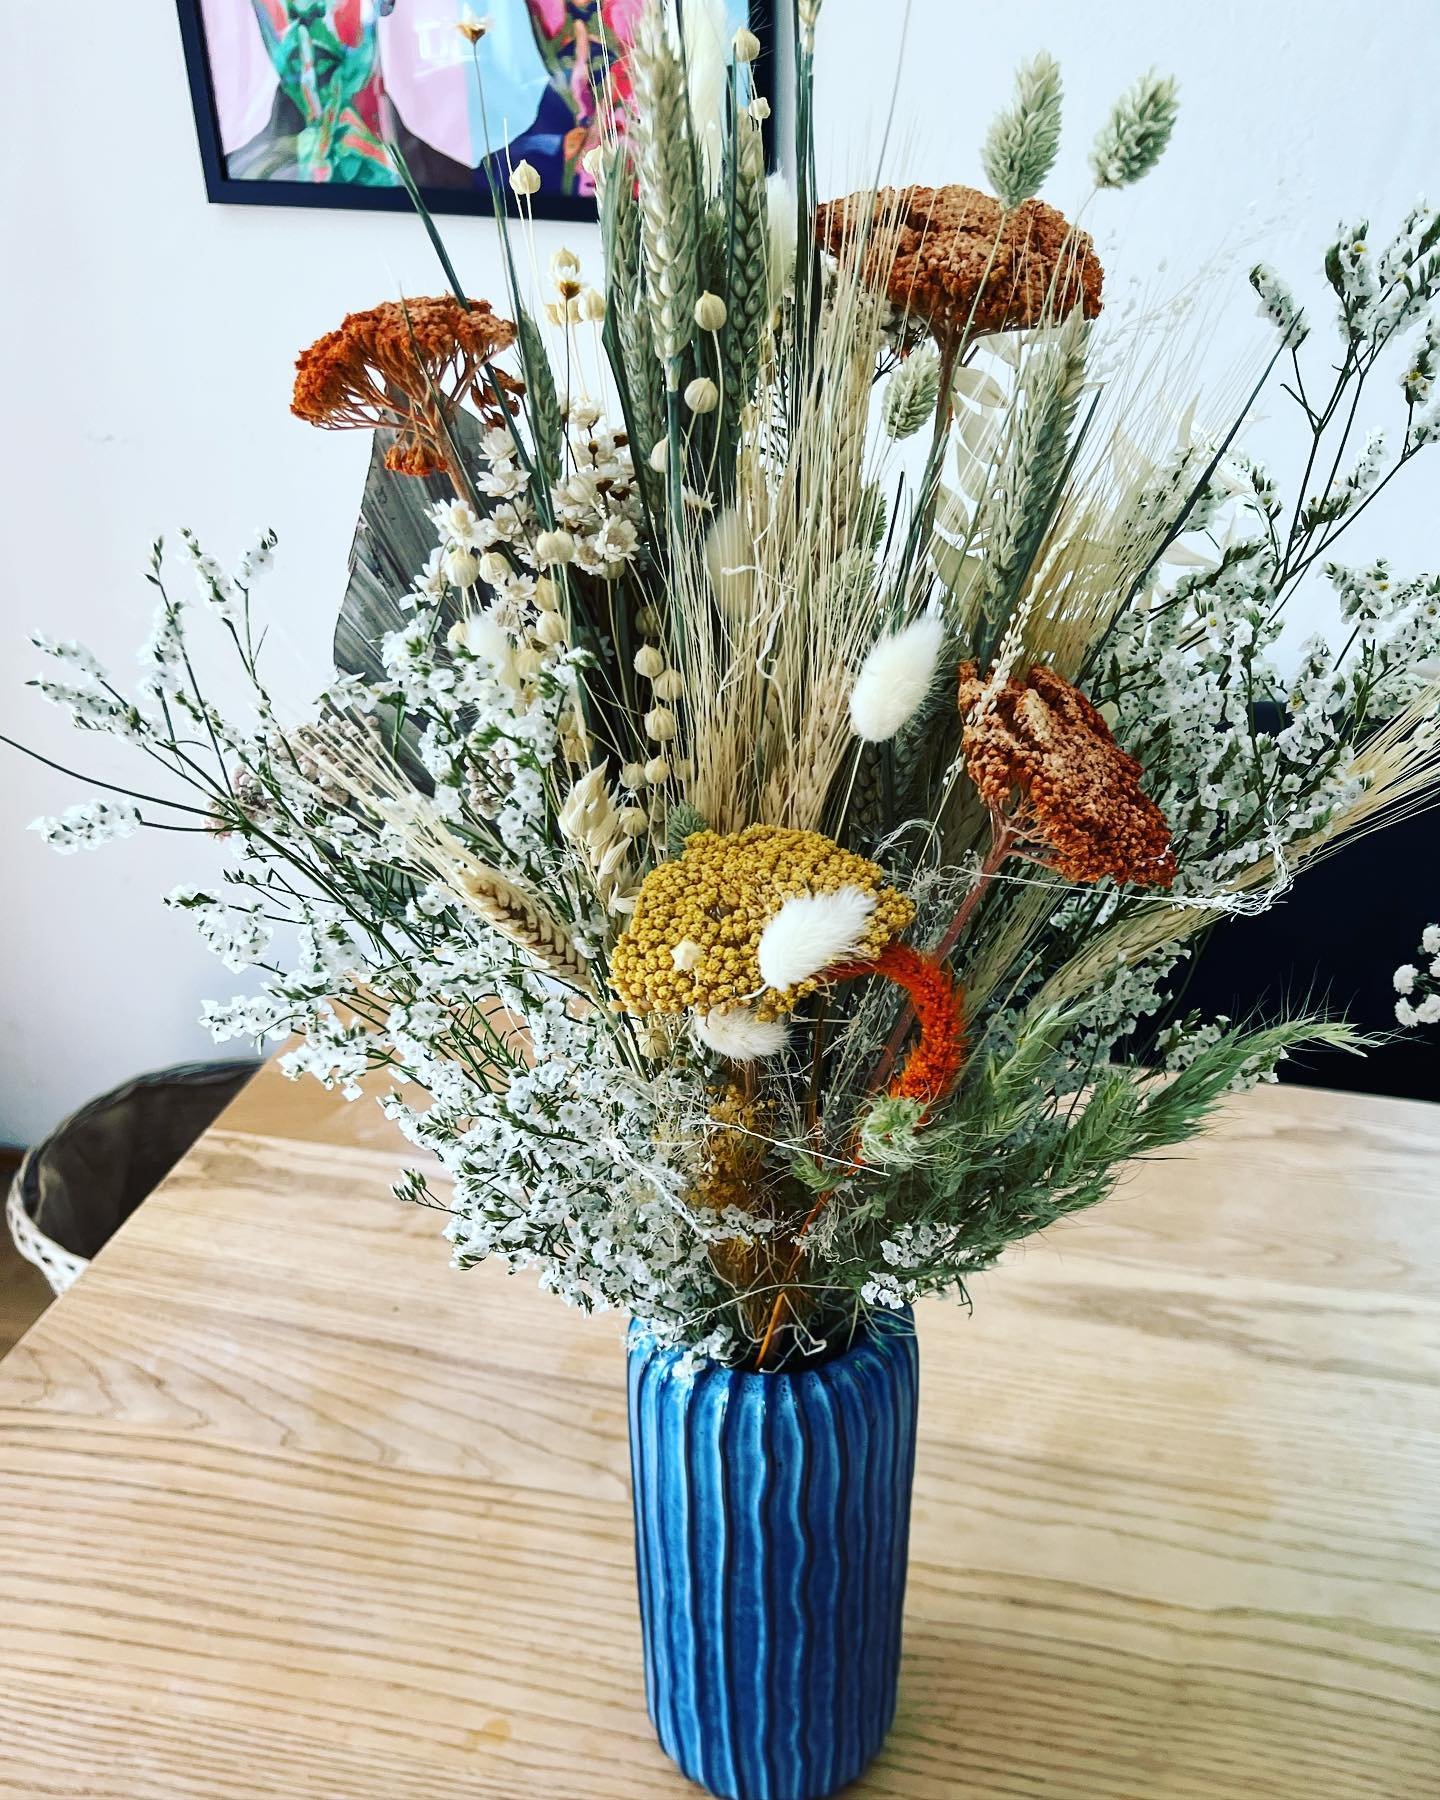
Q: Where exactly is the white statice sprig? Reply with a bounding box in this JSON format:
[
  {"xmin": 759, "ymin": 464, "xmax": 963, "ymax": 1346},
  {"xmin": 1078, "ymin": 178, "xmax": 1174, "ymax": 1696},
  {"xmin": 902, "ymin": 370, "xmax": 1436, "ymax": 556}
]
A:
[
  {"xmin": 166, "ymin": 886, "xmax": 273, "ymax": 974},
  {"xmin": 1392, "ymin": 924, "xmax": 1440, "ymax": 1028},
  {"xmin": 29, "ymin": 798, "xmax": 141, "ymax": 854},
  {"xmin": 1249, "ymin": 263, "xmax": 1309, "ymax": 347}
]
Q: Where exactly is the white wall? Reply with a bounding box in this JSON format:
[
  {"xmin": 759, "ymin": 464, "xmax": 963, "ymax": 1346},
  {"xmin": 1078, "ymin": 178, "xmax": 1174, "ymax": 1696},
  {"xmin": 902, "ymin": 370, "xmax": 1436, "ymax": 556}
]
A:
[{"xmin": 1, "ymin": 1, "xmax": 1436, "ymax": 1144}]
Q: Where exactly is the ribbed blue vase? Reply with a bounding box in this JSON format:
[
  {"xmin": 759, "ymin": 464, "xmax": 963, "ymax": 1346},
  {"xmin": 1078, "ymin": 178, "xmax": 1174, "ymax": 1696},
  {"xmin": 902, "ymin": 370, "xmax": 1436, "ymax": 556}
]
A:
[{"xmin": 627, "ymin": 1314, "xmax": 919, "ymax": 1800}]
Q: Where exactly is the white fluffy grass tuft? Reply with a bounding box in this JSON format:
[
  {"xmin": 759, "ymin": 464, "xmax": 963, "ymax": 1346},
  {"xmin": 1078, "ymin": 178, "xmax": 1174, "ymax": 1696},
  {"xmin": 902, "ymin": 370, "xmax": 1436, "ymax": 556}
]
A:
[
  {"xmin": 757, "ymin": 885, "xmax": 876, "ymax": 990},
  {"xmin": 693, "ymin": 1006, "xmax": 790, "ymax": 1061},
  {"xmin": 847, "ymin": 615, "xmax": 947, "ymax": 743}
]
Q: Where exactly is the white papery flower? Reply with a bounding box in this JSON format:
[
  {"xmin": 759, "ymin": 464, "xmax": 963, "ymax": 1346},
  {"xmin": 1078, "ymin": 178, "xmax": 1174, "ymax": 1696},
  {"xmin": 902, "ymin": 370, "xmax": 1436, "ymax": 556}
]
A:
[
  {"xmin": 1393, "ymin": 963, "xmax": 1418, "ymax": 995},
  {"xmin": 595, "ymin": 516, "xmax": 639, "ymax": 562},
  {"xmin": 757, "ymin": 886, "xmax": 877, "ymax": 990},
  {"xmin": 848, "ymin": 615, "xmax": 946, "ymax": 742},
  {"xmin": 430, "ymin": 499, "xmax": 486, "ymax": 549},
  {"xmin": 1422, "ymin": 924, "xmax": 1440, "ymax": 955}
]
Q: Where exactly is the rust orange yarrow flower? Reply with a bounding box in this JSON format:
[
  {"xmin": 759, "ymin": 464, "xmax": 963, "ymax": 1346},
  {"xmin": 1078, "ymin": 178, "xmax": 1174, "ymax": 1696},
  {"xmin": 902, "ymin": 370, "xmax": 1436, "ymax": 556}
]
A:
[
  {"xmin": 814, "ymin": 184, "xmax": 1103, "ymax": 349},
  {"xmin": 957, "ymin": 661, "xmax": 1176, "ymax": 888},
  {"xmin": 291, "ymin": 297, "xmax": 522, "ymax": 478}
]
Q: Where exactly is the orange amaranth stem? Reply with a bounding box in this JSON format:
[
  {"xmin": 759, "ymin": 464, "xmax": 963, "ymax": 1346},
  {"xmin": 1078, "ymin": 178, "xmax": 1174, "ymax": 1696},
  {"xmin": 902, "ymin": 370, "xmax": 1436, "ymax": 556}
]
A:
[{"xmin": 752, "ymin": 947, "xmax": 965, "ymax": 1370}]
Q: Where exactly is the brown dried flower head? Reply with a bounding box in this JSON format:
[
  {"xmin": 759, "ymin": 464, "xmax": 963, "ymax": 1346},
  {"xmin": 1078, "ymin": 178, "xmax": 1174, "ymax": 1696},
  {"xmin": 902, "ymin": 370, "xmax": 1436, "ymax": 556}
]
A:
[
  {"xmin": 957, "ymin": 662, "xmax": 1175, "ymax": 888},
  {"xmin": 814, "ymin": 184, "xmax": 1103, "ymax": 349},
  {"xmin": 291, "ymin": 297, "xmax": 522, "ymax": 477}
]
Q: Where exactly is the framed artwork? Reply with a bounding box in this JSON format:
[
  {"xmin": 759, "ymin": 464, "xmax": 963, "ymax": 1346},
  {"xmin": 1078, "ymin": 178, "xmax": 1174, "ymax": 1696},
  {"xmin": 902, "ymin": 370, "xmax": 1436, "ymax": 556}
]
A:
[{"xmin": 176, "ymin": 2, "xmax": 776, "ymax": 220}]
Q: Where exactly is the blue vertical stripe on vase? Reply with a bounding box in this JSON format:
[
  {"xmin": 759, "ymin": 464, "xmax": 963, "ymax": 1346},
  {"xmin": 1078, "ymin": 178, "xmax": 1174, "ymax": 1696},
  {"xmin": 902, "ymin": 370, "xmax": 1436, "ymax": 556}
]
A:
[{"xmin": 627, "ymin": 1313, "xmax": 919, "ymax": 1800}]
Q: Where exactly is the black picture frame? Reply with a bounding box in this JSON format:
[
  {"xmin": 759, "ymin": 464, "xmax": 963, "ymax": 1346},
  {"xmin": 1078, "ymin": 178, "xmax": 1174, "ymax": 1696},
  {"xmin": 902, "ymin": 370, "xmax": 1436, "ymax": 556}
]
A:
[{"xmin": 175, "ymin": 2, "xmax": 777, "ymax": 221}]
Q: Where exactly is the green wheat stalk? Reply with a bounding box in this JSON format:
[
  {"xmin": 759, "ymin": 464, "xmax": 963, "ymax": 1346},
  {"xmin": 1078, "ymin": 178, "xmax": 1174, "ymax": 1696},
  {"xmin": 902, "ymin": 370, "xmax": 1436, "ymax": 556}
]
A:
[{"xmin": 981, "ymin": 52, "xmax": 1064, "ymax": 211}]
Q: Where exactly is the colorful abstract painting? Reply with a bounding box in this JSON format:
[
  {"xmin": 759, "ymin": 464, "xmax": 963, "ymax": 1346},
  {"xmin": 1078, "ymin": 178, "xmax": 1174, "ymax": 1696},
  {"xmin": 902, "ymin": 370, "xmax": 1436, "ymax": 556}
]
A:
[{"xmin": 178, "ymin": 1, "xmax": 773, "ymax": 217}]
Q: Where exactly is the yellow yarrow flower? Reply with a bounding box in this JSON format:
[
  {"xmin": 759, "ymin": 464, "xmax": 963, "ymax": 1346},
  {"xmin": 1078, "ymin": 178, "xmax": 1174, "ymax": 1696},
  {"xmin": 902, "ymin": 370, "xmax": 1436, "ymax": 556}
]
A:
[{"xmin": 610, "ymin": 825, "xmax": 913, "ymax": 1022}]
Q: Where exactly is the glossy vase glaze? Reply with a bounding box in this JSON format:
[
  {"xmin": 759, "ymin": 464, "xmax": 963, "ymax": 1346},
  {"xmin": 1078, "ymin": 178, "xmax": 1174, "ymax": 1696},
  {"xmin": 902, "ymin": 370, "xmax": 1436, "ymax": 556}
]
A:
[{"xmin": 627, "ymin": 1314, "xmax": 919, "ymax": 1800}]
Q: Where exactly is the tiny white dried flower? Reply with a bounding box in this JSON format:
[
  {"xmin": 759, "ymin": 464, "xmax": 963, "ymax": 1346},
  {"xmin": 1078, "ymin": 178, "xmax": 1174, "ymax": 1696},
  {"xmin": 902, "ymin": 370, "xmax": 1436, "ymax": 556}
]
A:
[
  {"xmin": 747, "ymin": 97, "xmax": 771, "ymax": 123},
  {"xmin": 757, "ymin": 886, "xmax": 878, "ymax": 990},
  {"xmin": 508, "ymin": 159, "xmax": 541, "ymax": 196},
  {"xmin": 1422, "ymin": 924, "xmax": 1440, "ymax": 955},
  {"xmin": 1394, "ymin": 962, "xmax": 1418, "ymax": 996},
  {"xmin": 671, "ymin": 937, "xmax": 703, "ymax": 972},
  {"xmin": 551, "ymin": 246, "xmax": 581, "ymax": 280},
  {"xmin": 433, "ymin": 498, "xmax": 484, "ymax": 546},
  {"xmin": 848, "ymin": 615, "xmax": 947, "ymax": 742},
  {"xmin": 595, "ymin": 516, "xmax": 638, "ymax": 562}
]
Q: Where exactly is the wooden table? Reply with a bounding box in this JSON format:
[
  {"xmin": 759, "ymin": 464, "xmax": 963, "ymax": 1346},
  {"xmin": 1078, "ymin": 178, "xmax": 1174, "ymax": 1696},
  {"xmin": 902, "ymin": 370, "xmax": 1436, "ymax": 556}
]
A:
[{"xmin": 1, "ymin": 1068, "xmax": 1437, "ymax": 1799}]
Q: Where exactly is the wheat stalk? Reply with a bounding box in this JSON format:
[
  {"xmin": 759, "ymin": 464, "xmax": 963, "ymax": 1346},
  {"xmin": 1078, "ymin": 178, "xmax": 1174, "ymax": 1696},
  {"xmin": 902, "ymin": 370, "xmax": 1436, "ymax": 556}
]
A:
[
  {"xmin": 720, "ymin": 104, "xmax": 769, "ymax": 408},
  {"xmin": 629, "ymin": 1, "xmax": 700, "ymax": 386},
  {"xmin": 298, "ymin": 725, "xmax": 598, "ymax": 996},
  {"xmin": 453, "ymin": 860, "xmax": 599, "ymax": 995}
]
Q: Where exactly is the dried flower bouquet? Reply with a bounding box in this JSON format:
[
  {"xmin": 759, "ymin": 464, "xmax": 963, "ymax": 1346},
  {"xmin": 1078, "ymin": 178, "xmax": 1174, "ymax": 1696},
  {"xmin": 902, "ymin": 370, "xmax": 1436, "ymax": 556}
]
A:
[{"xmin": 19, "ymin": 6, "xmax": 1440, "ymax": 1374}]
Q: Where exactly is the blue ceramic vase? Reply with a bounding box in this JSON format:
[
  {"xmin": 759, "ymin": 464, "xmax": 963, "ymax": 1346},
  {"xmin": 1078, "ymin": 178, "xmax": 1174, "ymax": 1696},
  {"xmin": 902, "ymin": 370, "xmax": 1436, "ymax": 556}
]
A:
[{"xmin": 627, "ymin": 1314, "xmax": 919, "ymax": 1800}]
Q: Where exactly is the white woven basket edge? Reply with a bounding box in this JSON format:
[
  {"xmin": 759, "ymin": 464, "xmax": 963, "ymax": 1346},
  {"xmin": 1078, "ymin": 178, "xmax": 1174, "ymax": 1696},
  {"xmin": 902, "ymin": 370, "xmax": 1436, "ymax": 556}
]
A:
[{"xmin": 6, "ymin": 1176, "xmax": 87, "ymax": 1296}]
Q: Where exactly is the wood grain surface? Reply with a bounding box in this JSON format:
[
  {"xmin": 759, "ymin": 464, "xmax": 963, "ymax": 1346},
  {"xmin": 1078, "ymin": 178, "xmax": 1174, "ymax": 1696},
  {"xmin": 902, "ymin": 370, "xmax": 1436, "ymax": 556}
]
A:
[{"xmin": 1, "ymin": 1066, "xmax": 1437, "ymax": 1799}]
